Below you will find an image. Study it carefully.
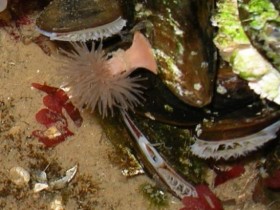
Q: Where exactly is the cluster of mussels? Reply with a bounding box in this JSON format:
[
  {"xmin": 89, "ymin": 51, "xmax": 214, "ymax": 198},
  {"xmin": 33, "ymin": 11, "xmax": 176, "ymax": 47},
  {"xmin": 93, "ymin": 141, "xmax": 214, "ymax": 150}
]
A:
[{"xmin": 30, "ymin": 0, "xmax": 280, "ymax": 208}]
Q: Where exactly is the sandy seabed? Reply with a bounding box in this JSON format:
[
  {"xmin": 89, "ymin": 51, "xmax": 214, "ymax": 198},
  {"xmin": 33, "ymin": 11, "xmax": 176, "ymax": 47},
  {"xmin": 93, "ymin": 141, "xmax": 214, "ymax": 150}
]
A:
[{"xmin": 0, "ymin": 29, "xmax": 183, "ymax": 210}]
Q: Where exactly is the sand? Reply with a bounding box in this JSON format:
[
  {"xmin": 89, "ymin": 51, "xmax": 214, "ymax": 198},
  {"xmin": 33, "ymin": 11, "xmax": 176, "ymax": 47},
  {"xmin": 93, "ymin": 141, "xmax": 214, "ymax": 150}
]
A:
[{"xmin": 0, "ymin": 28, "xmax": 182, "ymax": 209}]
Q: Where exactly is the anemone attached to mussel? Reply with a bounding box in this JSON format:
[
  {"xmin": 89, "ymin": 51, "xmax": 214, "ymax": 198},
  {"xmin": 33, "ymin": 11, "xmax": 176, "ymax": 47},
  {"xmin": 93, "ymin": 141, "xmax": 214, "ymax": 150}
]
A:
[{"xmin": 37, "ymin": 0, "xmax": 280, "ymax": 162}]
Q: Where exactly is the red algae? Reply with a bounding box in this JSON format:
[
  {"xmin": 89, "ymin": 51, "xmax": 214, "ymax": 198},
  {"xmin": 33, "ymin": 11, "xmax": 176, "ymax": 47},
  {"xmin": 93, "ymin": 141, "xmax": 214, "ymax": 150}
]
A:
[
  {"xmin": 35, "ymin": 108, "xmax": 67, "ymax": 128},
  {"xmin": 264, "ymin": 169, "xmax": 280, "ymax": 189},
  {"xmin": 214, "ymin": 165, "xmax": 245, "ymax": 187},
  {"xmin": 43, "ymin": 94, "xmax": 63, "ymax": 113},
  {"xmin": 181, "ymin": 185, "xmax": 223, "ymax": 210},
  {"xmin": 15, "ymin": 15, "xmax": 33, "ymax": 27},
  {"xmin": 32, "ymin": 83, "xmax": 82, "ymax": 147},
  {"xmin": 32, "ymin": 109, "xmax": 74, "ymax": 147},
  {"xmin": 32, "ymin": 83, "xmax": 83, "ymax": 127},
  {"xmin": 32, "ymin": 82, "xmax": 60, "ymax": 94}
]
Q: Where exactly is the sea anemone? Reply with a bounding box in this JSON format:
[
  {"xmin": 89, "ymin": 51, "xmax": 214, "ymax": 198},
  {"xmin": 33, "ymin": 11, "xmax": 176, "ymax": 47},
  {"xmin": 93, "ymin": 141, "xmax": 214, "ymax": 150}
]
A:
[{"xmin": 57, "ymin": 31, "xmax": 157, "ymax": 118}]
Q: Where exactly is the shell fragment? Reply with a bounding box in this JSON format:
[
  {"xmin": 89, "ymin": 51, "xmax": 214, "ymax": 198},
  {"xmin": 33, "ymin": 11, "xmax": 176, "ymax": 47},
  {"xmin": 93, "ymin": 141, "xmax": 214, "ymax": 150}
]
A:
[{"xmin": 33, "ymin": 164, "xmax": 78, "ymax": 193}]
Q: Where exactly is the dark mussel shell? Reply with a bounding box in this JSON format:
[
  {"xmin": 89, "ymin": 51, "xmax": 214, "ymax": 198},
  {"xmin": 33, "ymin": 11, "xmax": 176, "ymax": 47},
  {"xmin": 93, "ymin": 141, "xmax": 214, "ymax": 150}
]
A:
[
  {"xmin": 271, "ymin": 0, "xmax": 280, "ymax": 10},
  {"xmin": 197, "ymin": 101, "xmax": 280, "ymax": 141},
  {"xmin": 132, "ymin": 59, "xmax": 257, "ymax": 128},
  {"xmin": 131, "ymin": 0, "xmax": 217, "ymax": 108},
  {"xmin": 132, "ymin": 71, "xmax": 207, "ymax": 127},
  {"xmin": 212, "ymin": 61, "xmax": 257, "ymax": 110},
  {"xmin": 36, "ymin": 0, "xmax": 122, "ymax": 33}
]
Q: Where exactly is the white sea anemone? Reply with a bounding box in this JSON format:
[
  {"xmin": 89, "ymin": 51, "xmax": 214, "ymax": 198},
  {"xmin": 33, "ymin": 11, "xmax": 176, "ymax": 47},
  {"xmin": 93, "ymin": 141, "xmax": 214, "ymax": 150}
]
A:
[
  {"xmin": 58, "ymin": 42, "xmax": 147, "ymax": 118},
  {"xmin": 57, "ymin": 32, "xmax": 157, "ymax": 117}
]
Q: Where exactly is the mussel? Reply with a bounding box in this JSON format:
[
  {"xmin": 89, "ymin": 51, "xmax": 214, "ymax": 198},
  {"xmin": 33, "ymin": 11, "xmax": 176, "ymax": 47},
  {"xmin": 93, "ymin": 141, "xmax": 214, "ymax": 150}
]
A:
[
  {"xmin": 35, "ymin": 0, "xmax": 280, "ymax": 159},
  {"xmin": 132, "ymin": 0, "xmax": 217, "ymax": 108},
  {"xmin": 124, "ymin": 0, "xmax": 280, "ymax": 160},
  {"xmin": 36, "ymin": 0, "xmax": 126, "ymax": 41}
]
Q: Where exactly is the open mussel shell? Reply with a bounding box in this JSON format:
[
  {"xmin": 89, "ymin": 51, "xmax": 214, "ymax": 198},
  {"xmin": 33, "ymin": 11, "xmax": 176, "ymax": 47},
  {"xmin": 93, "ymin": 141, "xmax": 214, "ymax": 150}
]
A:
[
  {"xmin": 131, "ymin": 60, "xmax": 280, "ymax": 160},
  {"xmin": 37, "ymin": 0, "xmax": 121, "ymax": 32},
  {"xmin": 191, "ymin": 101, "xmax": 280, "ymax": 160},
  {"xmin": 134, "ymin": 0, "xmax": 217, "ymax": 107},
  {"xmin": 36, "ymin": 0, "xmax": 125, "ymax": 41},
  {"xmin": 124, "ymin": 110, "xmax": 207, "ymax": 185},
  {"xmin": 197, "ymin": 101, "xmax": 280, "ymax": 141}
]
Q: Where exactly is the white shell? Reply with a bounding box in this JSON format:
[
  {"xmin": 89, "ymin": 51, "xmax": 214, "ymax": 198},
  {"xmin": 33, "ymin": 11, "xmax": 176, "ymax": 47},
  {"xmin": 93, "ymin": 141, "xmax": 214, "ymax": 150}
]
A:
[
  {"xmin": 9, "ymin": 166, "xmax": 30, "ymax": 186},
  {"xmin": 32, "ymin": 165, "xmax": 78, "ymax": 193},
  {"xmin": 49, "ymin": 165, "xmax": 78, "ymax": 190},
  {"xmin": 33, "ymin": 183, "xmax": 49, "ymax": 193}
]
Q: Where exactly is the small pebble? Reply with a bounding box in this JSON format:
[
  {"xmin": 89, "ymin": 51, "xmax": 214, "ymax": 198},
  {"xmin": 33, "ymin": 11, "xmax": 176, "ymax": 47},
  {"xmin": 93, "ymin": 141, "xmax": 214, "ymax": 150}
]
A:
[{"xmin": 9, "ymin": 166, "xmax": 30, "ymax": 186}]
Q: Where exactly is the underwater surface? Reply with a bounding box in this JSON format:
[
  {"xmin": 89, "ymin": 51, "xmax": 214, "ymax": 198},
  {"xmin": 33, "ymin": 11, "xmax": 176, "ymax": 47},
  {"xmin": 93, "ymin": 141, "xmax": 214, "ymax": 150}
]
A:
[{"xmin": 1, "ymin": 1, "xmax": 280, "ymax": 210}]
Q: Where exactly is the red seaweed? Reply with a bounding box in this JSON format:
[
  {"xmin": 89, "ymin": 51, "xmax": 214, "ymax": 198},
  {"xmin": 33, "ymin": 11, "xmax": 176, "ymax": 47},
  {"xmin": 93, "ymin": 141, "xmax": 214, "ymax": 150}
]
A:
[
  {"xmin": 263, "ymin": 169, "xmax": 280, "ymax": 189},
  {"xmin": 43, "ymin": 95, "xmax": 63, "ymax": 113},
  {"xmin": 33, "ymin": 108, "xmax": 74, "ymax": 147},
  {"xmin": 214, "ymin": 165, "xmax": 245, "ymax": 187},
  {"xmin": 63, "ymin": 101, "xmax": 83, "ymax": 127},
  {"xmin": 15, "ymin": 15, "xmax": 33, "ymax": 27},
  {"xmin": 32, "ymin": 82, "xmax": 60, "ymax": 95},
  {"xmin": 32, "ymin": 126, "xmax": 74, "ymax": 147},
  {"xmin": 32, "ymin": 83, "xmax": 83, "ymax": 127},
  {"xmin": 180, "ymin": 196, "xmax": 207, "ymax": 210},
  {"xmin": 35, "ymin": 108, "xmax": 67, "ymax": 128},
  {"xmin": 32, "ymin": 83, "xmax": 83, "ymax": 147},
  {"xmin": 181, "ymin": 185, "xmax": 223, "ymax": 210}
]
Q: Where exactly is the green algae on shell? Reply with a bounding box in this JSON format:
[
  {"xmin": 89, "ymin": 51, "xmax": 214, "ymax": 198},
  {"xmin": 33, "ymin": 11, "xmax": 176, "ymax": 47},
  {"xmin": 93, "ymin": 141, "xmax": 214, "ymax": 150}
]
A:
[
  {"xmin": 139, "ymin": 182, "xmax": 170, "ymax": 209},
  {"xmin": 238, "ymin": 0, "xmax": 280, "ymax": 72},
  {"xmin": 213, "ymin": 0, "xmax": 280, "ymax": 104},
  {"xmin": 36, "ymin": 0, "xmax": 126, "ymax": 41}
]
